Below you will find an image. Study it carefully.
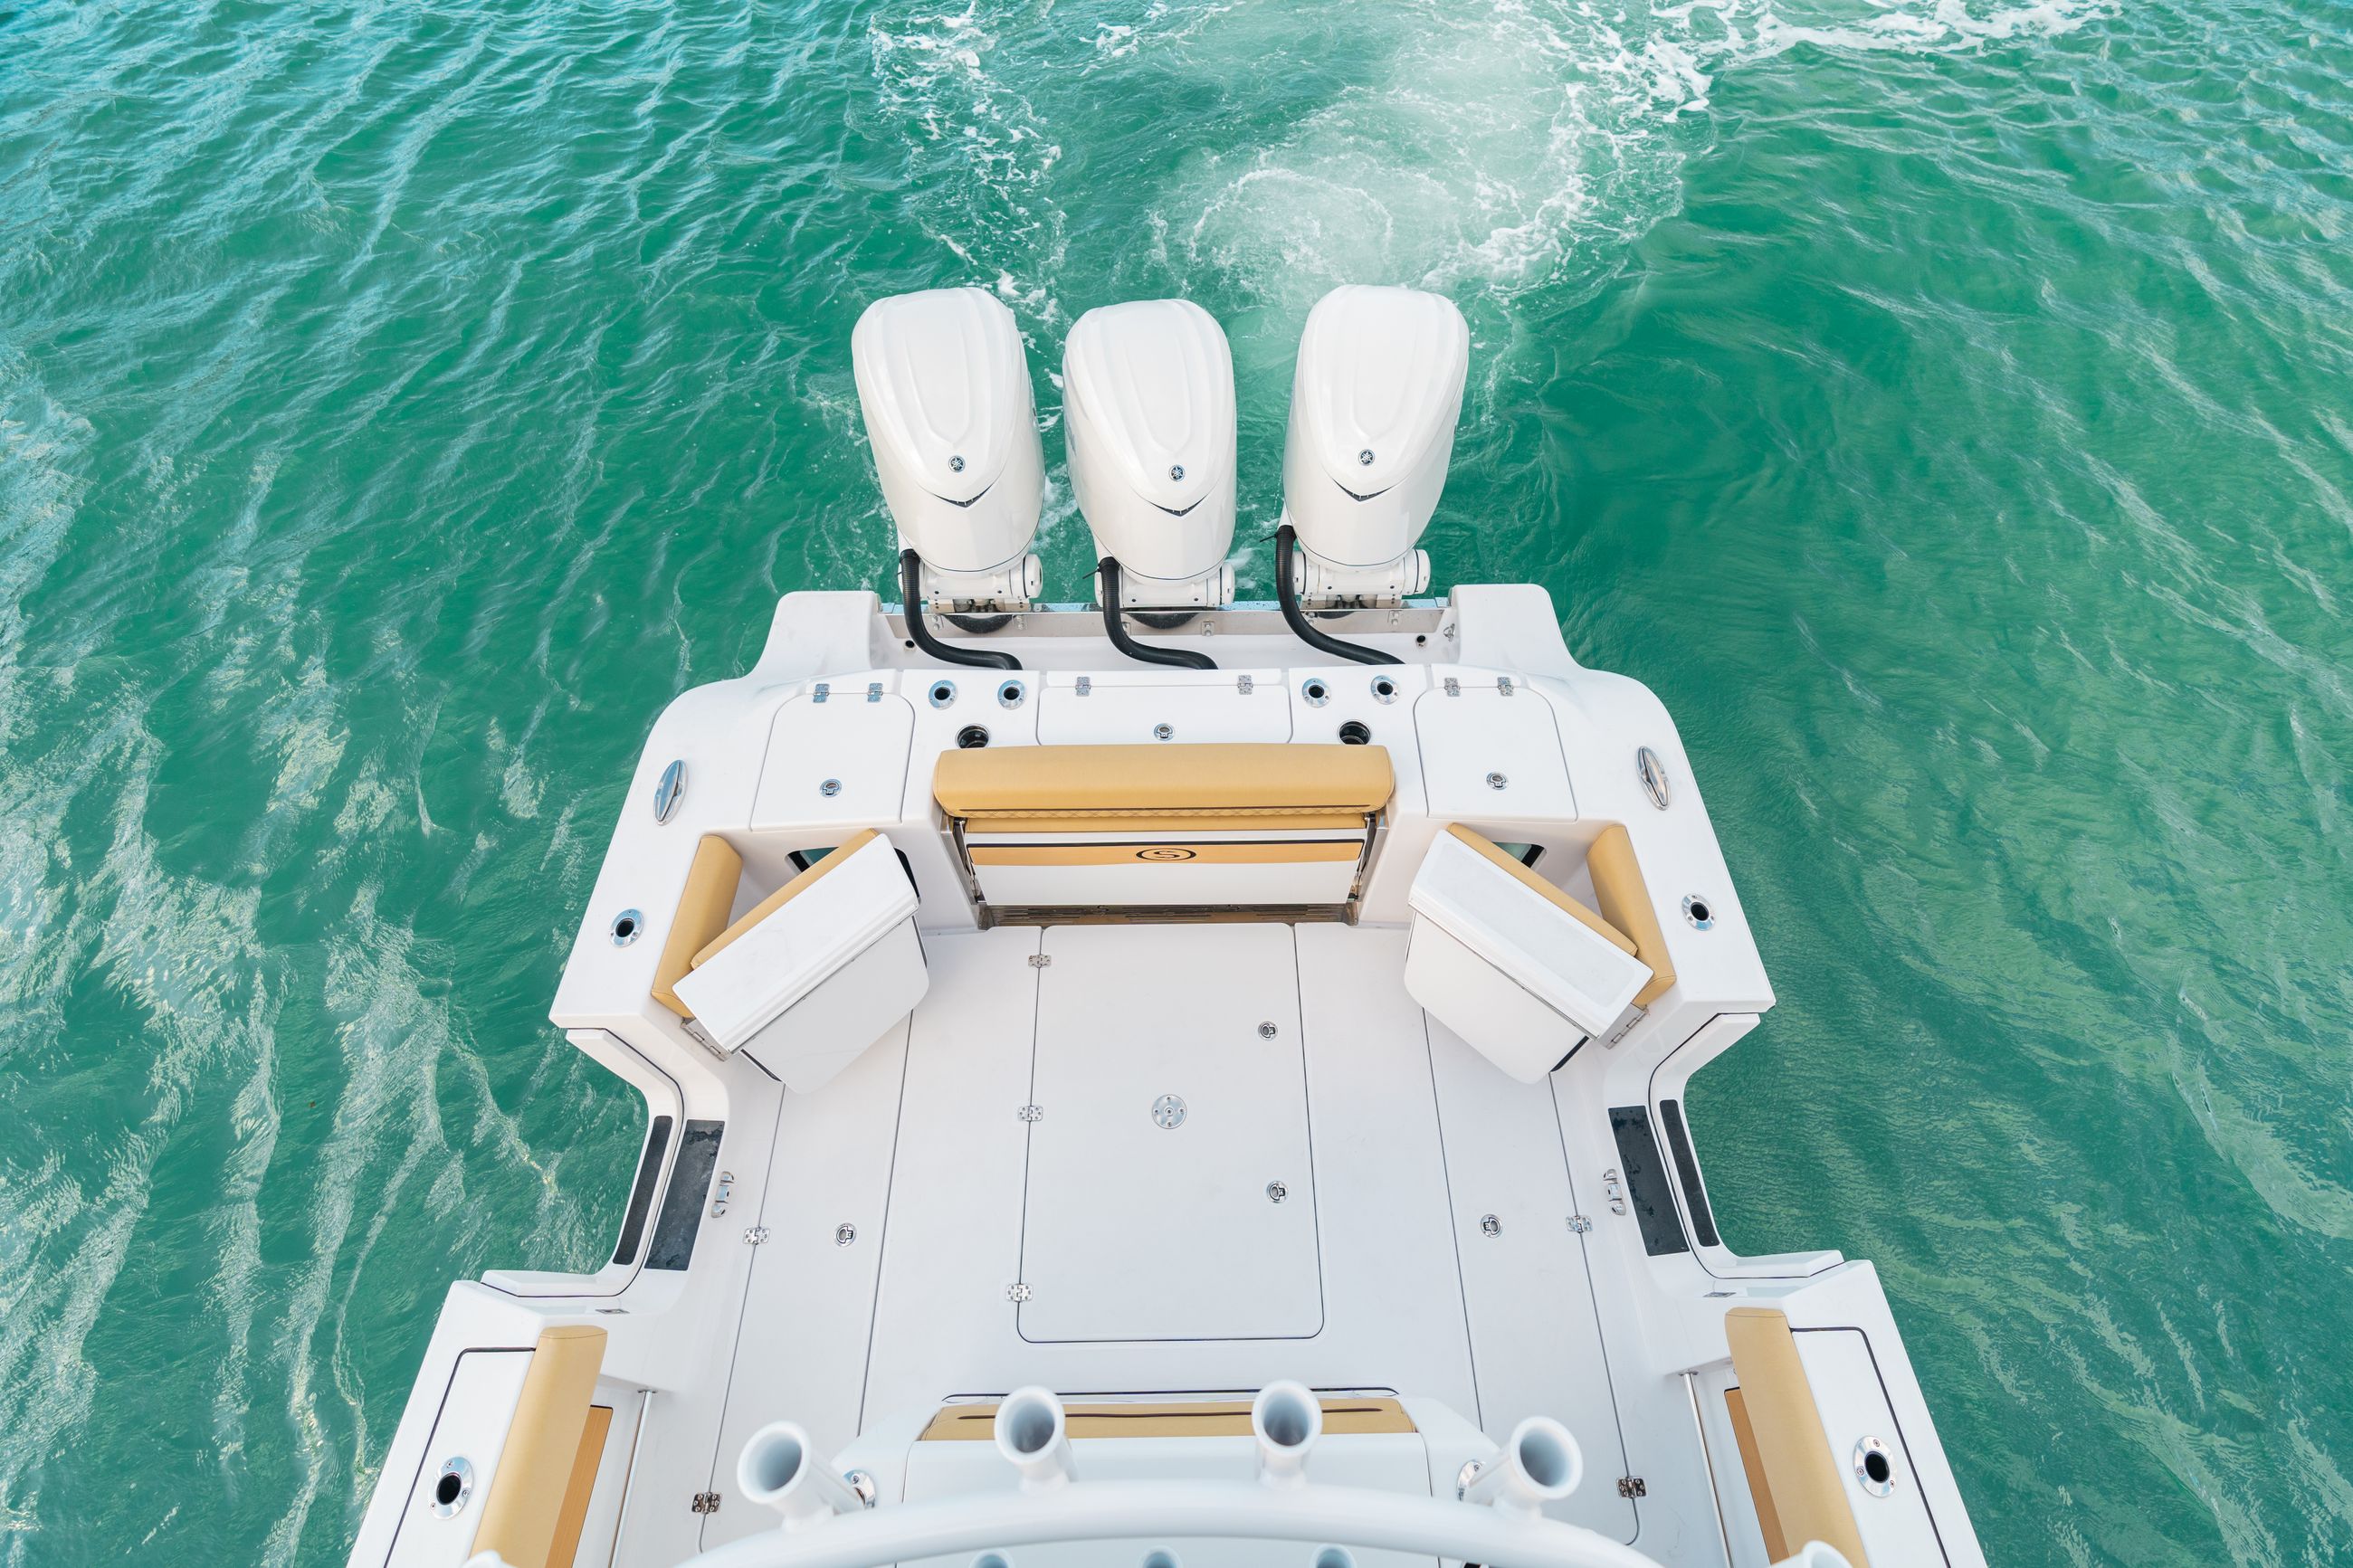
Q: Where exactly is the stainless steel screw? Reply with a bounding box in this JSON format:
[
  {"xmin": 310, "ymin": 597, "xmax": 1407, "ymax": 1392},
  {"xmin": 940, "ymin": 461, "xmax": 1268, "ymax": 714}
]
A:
[
  {"xmin": 1267, "ymin": 1181, "xmax": 1289, "ymax": 1203},
  {"xmin": 1485, "ymin": 772, "xmax": 1508, "ymax": 790},
  {"xmin": 1258, "ymin": 1022, "xmax": 1278, "ymax": 1039},
  {"xmin": 820, "ymin": 778, "xmax": 843, "ymax": 796},
  {"xmin": 1480, "ymin": 1214, "xmax": 1502, "ymax": 1238},
  {"xmin": 834, "ymin": 1222, "xmax": 856, "ymax": 1248}
]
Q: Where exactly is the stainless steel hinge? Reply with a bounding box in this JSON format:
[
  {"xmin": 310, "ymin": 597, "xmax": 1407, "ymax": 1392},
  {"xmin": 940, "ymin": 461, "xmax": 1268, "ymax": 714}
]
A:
[
  {"xmin": 1603, "ymin": 1168, "xmax": 1628, "ymax": 1216},
  {"xmin": 1005, "ymin": 1282, "xmax": 1032, "ymax": 1302},
  {"xmin": 1017, "ymin": 1105, "xmax": 1044, "ymax": 1122},
  {"xmin": 866, "ymin": 681, "xmax": 883, "ymax": 702},
  {"xmin": 691, "ymin": 1491, "xmax": 722, "ymax": 1514},
  {"xmin": 1443, "ymin": 677, "xmax": 1462, "ymax": 697},
  {"xmin": 1075, "ymin": 676, "xmax": 1092, "ymax": 696},
  {"xmin": 812, "ymin": 682, "xmax": 830, "ymax": 703},
  {"xmin": 742, "ymin": 1226, "xmax": 770, "ymax": 1246},
  {"xmin": 1567, "ymin": 1214, "xmax": 1593, "ymax": 1234},
  {"xmin": 1496, "ymin": 676, "xmax": 1515, "ymax": 697},
  {"xmin": 1029, "ymin": 953, "xmax": 1053, "ymax": 967},
  {"xmin": 1617, "ymin": 1477, "xmax": 1647, "ymax": 1499},
  {"xmin": 1236, "ymin": 674, "xmax": 1254, "ymax": 694}
]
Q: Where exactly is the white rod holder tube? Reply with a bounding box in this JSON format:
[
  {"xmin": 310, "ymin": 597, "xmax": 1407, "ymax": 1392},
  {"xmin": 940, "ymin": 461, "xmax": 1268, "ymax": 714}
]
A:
[
  {"xmin": 994, "ymin": 1387, "xmax": 1076, "ymax": 1491},
  {"xmin": 1252, "ymin": 1382, "xmax": 1323, "ymax": 1489},
  {"xmin": 1461, "ymin": 1418, "xmax": 1583, "ymax": 1519},
  {"xmin": 738, "ymin": 1422, "xmax": 866, "ymax": 1530}
]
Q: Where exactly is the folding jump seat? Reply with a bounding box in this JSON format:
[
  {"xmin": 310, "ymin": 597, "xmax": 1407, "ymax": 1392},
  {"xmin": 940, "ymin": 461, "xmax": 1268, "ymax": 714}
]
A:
[
  {"xmin": 653, "ymin": 830, "xmax": 928, "ymax": 1090},
  {"xmin": 1405, "ymin": 823, "xmax": 1676, "ymax": 1079}
]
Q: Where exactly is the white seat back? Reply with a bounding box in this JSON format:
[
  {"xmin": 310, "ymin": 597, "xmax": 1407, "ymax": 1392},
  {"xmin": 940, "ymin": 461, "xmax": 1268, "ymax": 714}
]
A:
[
  {"xmin": 673, "ymin": 832, "xmax": 927, "ymax": 1090},
  {"xmin": 1405, "ymin": 826, "xmax": 1652, "ymax": 1080}
]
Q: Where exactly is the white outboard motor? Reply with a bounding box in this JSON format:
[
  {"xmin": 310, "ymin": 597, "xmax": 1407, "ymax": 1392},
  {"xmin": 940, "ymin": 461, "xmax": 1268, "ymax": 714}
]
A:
[
  {"xmin": 1281, "ymin": 285, "xmax": 1468, "ymax": 607},
  {"xmin": 1064, "ymin": 299, "xmax": 1239, "ymax": 616},
  {"xmin": 853, "ymin": 288, "xmax": 1045, "ymax": 621}
]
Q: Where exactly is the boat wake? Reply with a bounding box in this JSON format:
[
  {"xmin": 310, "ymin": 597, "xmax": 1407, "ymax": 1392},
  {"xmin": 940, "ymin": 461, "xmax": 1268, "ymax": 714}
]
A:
[{"xmin": 865, "ymin": 0, "xmax": 2112, "ymax": 337}]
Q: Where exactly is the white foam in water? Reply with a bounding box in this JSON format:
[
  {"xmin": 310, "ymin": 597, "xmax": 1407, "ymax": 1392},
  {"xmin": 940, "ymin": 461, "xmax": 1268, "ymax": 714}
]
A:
[
  {"xmin": 1166, "ymin": 0, "xmax": 2110, "ymax": 315},
  {"xmin": 864, "ymin": 0, "xmax": 2110, "ymax": 343}
]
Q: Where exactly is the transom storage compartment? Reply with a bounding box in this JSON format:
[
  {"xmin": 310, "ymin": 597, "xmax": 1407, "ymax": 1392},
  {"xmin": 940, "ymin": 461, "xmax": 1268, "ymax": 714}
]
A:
[{"xmin": 933, "ymin": 742, "xmax": 1393, "ymax": 923}]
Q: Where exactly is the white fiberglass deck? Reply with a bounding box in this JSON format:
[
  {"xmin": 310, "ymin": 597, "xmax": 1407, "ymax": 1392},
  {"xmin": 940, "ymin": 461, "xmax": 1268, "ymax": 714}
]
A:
[{"xmin": 698, "ymin": 921, "xmax": 1639, "ymax": 1554}]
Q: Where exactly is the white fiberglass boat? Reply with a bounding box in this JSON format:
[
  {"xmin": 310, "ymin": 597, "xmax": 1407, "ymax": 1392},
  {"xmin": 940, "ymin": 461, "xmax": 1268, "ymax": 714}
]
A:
[{"xmin": 352, "ymin": 286, "xmax": 1986, "ymax": 1568}]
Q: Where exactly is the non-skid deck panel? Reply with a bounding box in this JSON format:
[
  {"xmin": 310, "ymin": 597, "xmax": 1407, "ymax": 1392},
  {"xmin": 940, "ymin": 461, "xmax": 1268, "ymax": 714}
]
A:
[
  {"xmin": 700, "ymin": 1017, "xmax": 913, "ymax": 1553},
  {"xmin": 1425, "ymin": 1016, "xmax": 1638, "ymax": 1539},
  {"xmin": 698, "ymin": 921, "xmax": 1638, "ymax": 1547}
]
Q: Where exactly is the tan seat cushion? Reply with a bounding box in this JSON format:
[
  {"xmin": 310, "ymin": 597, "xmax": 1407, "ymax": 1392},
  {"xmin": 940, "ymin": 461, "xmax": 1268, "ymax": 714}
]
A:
[
  {"xmin": 470, "ymin": 1325, "xmax": 607, "ymax": 1568},
  {"xmin": 935, "ymin": 744, "xmax": 1394, "ymax": 835},
  {"xmin": 1723, "ymin": 1307, "xmax": 1870, "ymax": 1567},
  {"xmin": 653, "ymin": 835, "xmax": 743, "ymax": 1019},
  {"xmin": 1587, "ymin": 822, "xmax": 1676, "ymax": 1008}
]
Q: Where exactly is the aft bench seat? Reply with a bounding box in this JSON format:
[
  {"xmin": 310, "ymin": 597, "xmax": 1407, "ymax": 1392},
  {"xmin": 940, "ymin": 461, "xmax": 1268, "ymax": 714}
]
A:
[
  {"xmin": 1405, "ymin": 824, "xmax": 1662, "ymax": 1079},
  {"xmin": 935, "ymin": 743, "xmax": 1393, "ymax": 920},
  {"xmin": 659, "ymin": 830, "xmax": 928, "ymax": 1089}
]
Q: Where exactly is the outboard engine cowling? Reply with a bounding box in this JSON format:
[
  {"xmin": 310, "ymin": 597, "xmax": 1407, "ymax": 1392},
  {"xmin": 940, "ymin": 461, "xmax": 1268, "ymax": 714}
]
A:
[
  {"xmin": 1064, "ymin": 299, "xmax": 1238, "ymax": 611},
  {"xmin": 853, "ymin": 288, "xmax": 1044, "ymax": 612},
  {"xmin": 1281, "ymin": 285, "xmax": 1468, "ymax": 604}
]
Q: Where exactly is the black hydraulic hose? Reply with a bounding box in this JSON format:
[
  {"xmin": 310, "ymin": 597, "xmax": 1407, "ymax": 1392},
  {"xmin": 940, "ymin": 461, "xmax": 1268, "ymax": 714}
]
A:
[
  {"xmin": 900, "ymin": 549, "xmax": 1021, "ymax": 670},
  {"xmin": 1274, "ymin": 524, "xmax": 1402, "ymax": 665},
  {"xmin": 1098, "ymin": 557, "xmax": 1217, "ymax": 670}
]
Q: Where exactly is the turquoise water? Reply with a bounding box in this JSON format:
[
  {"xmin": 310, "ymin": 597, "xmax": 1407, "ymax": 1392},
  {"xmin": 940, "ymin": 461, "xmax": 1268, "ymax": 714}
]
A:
[{"xmin": 4, "ymin": 0, "xmax": 2349, "ymax": 1561}]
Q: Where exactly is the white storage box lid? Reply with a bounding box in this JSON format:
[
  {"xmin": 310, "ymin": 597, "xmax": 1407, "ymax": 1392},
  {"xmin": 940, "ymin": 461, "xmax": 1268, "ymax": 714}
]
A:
[
  {"xmin": 1407, "ymin": 827, "xmax": 1651, "ymax": 1038},
  {"xmin": 672, "ymin": 833, "xmax": 919, "ymax": 1053}
]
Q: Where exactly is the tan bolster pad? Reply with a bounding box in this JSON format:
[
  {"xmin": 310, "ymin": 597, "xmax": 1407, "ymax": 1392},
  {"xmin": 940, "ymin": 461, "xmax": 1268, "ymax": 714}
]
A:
[
  {"xmin": 653, "ymin": 835, "xmax": 743, "ymax": 1019},
  {"xmin": 1588, "ymin": 822, "xmax": 1676, "ymax": 1007},
  {"xmin": 1723, "ymin": 1307, "xmax": 1870, "ymax": 1568},
  {"xmin": 471, "ymin": 1325, "xmax": 607, "ymax": 1568}
]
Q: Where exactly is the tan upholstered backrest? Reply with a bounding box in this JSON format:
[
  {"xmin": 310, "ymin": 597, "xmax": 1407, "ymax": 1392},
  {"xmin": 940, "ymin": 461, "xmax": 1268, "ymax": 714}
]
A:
[
  {"xmin": 653, "ymin": 836, "xmax": 743, "ymax": 1019},
  {"xmin": 471, "ymin": 1325, "xmax": 608, "ymax": 1568},
  {"xmin": 1587, "ymin": 823, "xmax": 1676, "ymax": 1008},
  {"xmin": 1723, "ymin": 1307, "xmax": 1870, "ymax": 1567},
  {"xmin": 935, "ymin": 743, "xmax": 1394, "ymax": 834}
]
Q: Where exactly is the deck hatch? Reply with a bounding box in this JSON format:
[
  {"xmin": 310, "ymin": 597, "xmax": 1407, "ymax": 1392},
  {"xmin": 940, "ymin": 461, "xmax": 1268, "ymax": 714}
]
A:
[{"xmin": 1016, "ymin": 924, "xmax": 1324, "ymax": 1342}]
